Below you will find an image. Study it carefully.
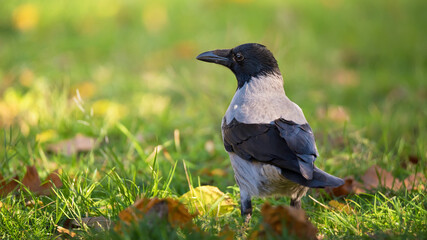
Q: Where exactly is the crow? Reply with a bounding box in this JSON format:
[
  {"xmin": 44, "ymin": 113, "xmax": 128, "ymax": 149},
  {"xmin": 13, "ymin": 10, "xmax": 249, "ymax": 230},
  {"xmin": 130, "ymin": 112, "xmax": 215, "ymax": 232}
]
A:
[{"xmin": 196, "ymin": 43, "xmax": 344, "ymax": 217}]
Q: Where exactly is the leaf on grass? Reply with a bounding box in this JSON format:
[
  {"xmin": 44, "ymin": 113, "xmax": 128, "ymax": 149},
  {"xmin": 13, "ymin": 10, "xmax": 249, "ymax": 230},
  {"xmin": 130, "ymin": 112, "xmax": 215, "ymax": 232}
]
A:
[
  {"xmin": 0, "ymin": 174, "xmax": 19, "ymax": 197},
  {"xmin": 403, "ymin": 173, "xmax": 425, "ymax": 191},
  {"xmin": 361, "ymin": 165, "xmax": 402, "ymax": 190},
  {"xmin": 115, "ymin": 198, "xmax": 195, "ymax": 232},
  {"xmin": 325, "ymin": 177, "xmax": 364, "ymax": 197},
  {"xmin": 36, "ymin": 129, "xmax": 58, "ymax": 143},
  {"xmin": 252, "ymin": 202, "xmax": 317, "ymax": 240},
  {"xmin": 57, "ymin": 225, "xmax": 76, "ymax": 238},
  {"xmin": 47, "ymin": 134, "xmax": 96, "ymax": 156},
  {"xmin": 0, "ymin": 166, "xmax": 62, "ymax": 197},
  {"xmin": 179, "ymin": 185, "xmax": 235, "ymax": 216},
  {"xmin": 12, "ymin": 3, "xmax": 39, "ymax": 31},
  {"xmin": 328, "ymin": 200, "xmax": 352, "ymax": 214}
]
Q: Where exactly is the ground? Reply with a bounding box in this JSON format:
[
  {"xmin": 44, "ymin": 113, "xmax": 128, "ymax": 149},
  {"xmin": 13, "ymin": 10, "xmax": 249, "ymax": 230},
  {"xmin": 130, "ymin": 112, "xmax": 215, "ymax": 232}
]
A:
[{"xmin": 0, "ymin": 0, "xmax": 426, "ymax": 239}]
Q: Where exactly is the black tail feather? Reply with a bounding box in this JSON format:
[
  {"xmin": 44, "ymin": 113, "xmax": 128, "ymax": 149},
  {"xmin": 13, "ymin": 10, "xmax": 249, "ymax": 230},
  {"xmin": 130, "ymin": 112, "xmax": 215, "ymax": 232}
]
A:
[{"xmin": 281, "ymin": 166, "xmax": 344, "ymax": 188}]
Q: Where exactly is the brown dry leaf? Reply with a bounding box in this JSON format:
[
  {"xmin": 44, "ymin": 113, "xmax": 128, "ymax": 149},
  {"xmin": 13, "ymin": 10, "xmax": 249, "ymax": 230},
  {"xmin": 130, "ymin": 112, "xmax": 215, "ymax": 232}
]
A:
[
  {"xmin": 328, "ymin": 200, "xmax": 352, "ymax": 214},
  {"xmin": 47, "ymin": 134, "xmax": 96, "ymax": 156},
  {"xmin": 1, "ymin": 166, "xmax": 62, "ymax": 197},
  {"xmin": 115, "ymin": 198, "xmax": 195, "ymax": 232},
  {"xmin": 21, "ymin": 165, "xmax": 42, "ymax": 192},
  {"xmin": 38, "ymin": 169, "xmax": 63, "ymax": 195},
  {"xmin": 57, "ymin": 225, "xmax": 76, "ymax": 238},
  {"xmin": 325, "ymin": 177, "xmax": 364, "ymax": 197},
  {"xmin": 0, "ymin": 174, "xmax": 19, "ymax": 197},
  {"xmin": 403, "ymin": 173, "xmax": 425, "ymax": 191},
  {"xmin": 361, "ymin": 165, "xmax": 402, "ymax": 191},
  {"xmin": 253, "ymin": 202, "xmax": 317, "ymax": 240}
]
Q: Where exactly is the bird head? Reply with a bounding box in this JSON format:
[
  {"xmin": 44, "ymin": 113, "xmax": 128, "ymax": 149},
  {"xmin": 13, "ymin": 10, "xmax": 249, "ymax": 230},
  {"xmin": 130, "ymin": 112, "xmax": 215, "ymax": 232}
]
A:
[{"xmin": 196, "ymin": 43, "xmax": 281, "ymax": 89}]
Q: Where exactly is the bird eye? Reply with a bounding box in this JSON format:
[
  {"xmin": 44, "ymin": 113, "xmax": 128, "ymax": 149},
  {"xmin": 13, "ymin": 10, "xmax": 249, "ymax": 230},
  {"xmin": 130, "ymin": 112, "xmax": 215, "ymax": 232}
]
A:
[{"xmin": 235, "ymin": 53, "xmax": 244, "ymax": 62}]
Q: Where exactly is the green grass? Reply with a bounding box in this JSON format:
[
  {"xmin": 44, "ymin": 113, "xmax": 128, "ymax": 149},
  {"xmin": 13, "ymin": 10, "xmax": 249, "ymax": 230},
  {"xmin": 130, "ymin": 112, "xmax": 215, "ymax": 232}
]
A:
[{"xmin": 0, "ymin": 0, "xmax": 426, "ymax": 239}]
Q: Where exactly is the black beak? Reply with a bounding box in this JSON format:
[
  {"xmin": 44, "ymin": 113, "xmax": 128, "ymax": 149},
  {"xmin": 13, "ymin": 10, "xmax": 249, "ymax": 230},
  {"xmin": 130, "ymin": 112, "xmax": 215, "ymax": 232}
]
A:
[{"xmin": 196, "ymin": 49, "xmax": 232, "ymax": 67}]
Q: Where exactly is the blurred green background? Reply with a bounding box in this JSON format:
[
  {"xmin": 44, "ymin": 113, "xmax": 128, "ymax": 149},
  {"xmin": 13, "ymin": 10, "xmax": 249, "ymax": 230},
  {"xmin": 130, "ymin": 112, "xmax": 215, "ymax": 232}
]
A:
[
  {"xmin": 0, "ymin": 0, "xmax": 426, "ymax": 237},
  {"xmin": 1, "ymin": 0, "xmax": 426, "ymax": 186}
]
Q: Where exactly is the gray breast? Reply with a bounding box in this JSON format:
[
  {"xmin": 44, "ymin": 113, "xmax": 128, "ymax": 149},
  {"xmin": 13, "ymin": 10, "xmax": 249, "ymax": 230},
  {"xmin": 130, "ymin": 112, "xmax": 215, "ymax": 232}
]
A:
[{"xmin": 224, "ymin": 74, "xmax": 307, "ymax": 125}]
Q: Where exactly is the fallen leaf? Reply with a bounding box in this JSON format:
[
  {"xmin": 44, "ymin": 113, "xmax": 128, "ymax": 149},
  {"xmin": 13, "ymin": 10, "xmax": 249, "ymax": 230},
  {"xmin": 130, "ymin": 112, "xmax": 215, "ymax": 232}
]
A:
[
  {"xmin": 115, "ymin": 198, "xmax": 195, "ymax": 232},
  {"xmin": 36, "ymin": 129, "xmax": 58, "ymax": 143},
  {"xmin": 252, "ymin": 202, "xmax": 317, "ymax": 240},
  {"xmin": 47, "ymin": 134, "xmax": 96, "ymax": 156},
  {"xmin": 403, "ymin": 173, "xmax": 425, "ymax": 191},
  {"xmin": 12, "ymin": 3, "xmax": 39, "ymax": 31},
  {"xmin": 57, "ymin": 225, "xmax": 76, "ymax": 238},
  {"xmin": 39, "ymin": 169, "xmax": 63, "ymax": 195},
  {"xmin": 21, "ymin": 165, "xmax": 42, "ymax": 192},
  {"xmin": 325, "ymin": 177, "xmax": 364, "ymax": 197},
  {"xmin": 1, "ymin": 166, "xmax": 62, "ymax": 197},
  {"xmin": 92, "ymin": 100, "xmax": 128, "ymax": 123},
  {"xmin": 179, "ymin": 185, "xmax": 235, "ymax": 216},
  {"xmin": 361, "ymin": 165, "xmax": 402, "ymax": 191},
  {"xmin": 328, "ymin": 200, "xmax": 352, "ymax": 214},
  {"xmin": 0, "ymin": 174, "xmax": 19, "ymax": 197}
]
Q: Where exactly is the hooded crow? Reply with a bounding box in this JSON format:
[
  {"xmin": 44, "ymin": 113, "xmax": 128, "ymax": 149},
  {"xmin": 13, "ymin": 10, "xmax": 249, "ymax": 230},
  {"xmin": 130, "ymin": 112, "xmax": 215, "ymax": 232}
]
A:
[{"xmin": 196, "ymin": 43, "xmax": 344, "ymax": 217}]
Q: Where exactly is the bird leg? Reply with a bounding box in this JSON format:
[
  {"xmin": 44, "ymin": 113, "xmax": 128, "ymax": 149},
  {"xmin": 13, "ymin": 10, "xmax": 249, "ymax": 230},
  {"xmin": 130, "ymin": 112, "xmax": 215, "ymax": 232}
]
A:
[
  {"xmin": 290, "ymin": 198, "xmax": 301, "ymax": 209},
  {"xmin": 240, "ymin": 191, "xmax": 252, "ymax": 218}
]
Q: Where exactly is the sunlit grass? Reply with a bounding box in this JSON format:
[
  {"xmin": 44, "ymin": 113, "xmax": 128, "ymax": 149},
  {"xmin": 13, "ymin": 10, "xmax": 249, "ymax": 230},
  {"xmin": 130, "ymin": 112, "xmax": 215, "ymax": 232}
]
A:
[{"xmin": 1, "ymin": 0, "xmax": 426, "ymax": 239}]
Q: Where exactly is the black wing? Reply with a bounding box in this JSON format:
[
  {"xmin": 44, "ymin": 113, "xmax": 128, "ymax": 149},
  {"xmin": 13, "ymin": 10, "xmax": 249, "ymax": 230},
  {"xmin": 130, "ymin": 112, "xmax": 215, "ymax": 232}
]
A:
[{"xmin": 222, "ymin": 118, "xmax": 317, "ymax": 181}]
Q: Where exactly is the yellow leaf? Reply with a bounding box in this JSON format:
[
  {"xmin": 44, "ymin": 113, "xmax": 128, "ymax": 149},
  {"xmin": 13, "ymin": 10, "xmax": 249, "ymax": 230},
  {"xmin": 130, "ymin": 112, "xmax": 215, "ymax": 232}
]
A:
[
  {"xmin": 180, "ymin": 186, "xmax": 235, "ymax": 216},
  {"xmin": 36, "ymin": 129, "xmax": 58, "ymax": 143},
  {"xmin": 115, "ymin": 198, "xmax": 195, "ymax": 233},
  {"xmin": 92, "ymin": 100, "xmax": 128, "ymax": 123},
  {"xmin": 136, "ymin": 93, "xmax": 170, "ymax": 116},
  {"xmin": 12, "ymin": 4, "xmax": 39, "ymax": 31},
  {"xmin": 328, "ymin": 200, "xmax": 352, "ymax": 214},
  {"xmin": 71, "ymin": 82, "xmax": 96, "ymax": 99}
]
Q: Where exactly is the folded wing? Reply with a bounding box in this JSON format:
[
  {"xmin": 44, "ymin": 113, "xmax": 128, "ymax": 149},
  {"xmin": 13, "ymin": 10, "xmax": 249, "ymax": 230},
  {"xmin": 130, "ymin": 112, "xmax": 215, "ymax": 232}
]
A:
[{"xmin": 223, "ymin": 118, "xmax": 343, "ymax": 188}]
